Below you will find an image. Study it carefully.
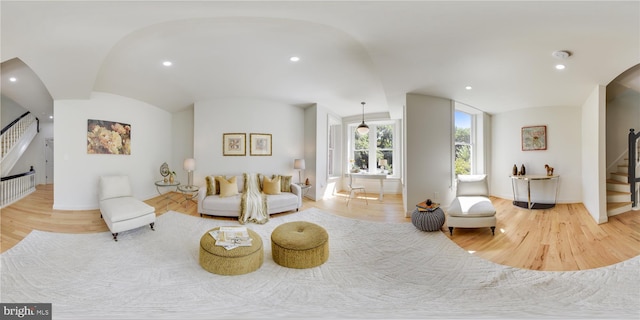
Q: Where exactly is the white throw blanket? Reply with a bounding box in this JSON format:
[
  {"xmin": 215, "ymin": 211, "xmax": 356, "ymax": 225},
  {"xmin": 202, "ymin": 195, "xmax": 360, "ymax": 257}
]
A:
[{"xmin": 239, "ymin": 173, "xmax": 268, "ymax": 224}]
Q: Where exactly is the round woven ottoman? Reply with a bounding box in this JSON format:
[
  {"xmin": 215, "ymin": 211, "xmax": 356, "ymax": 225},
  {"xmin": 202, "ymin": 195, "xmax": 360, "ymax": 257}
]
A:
[
  {"xmin": 271, "ymin": 221, "xmax": 329, "ymax": 269},
  {"xmin": 411, "ymin": 207, "xmax": 445, "ymax": 232},
  {"xmin": 199, "ymin": 227, "xmax": 263, "ymax": 275}
]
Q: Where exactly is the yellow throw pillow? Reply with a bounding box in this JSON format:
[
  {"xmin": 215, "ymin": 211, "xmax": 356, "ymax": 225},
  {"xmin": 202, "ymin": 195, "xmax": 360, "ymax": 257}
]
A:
[
  {"xmin": 216, "ymin": 176, "xmax": 238, "ymax": 197},
  {"xmin": 263, "ymin": 175, "xmax": 281, "ymax": 195}
]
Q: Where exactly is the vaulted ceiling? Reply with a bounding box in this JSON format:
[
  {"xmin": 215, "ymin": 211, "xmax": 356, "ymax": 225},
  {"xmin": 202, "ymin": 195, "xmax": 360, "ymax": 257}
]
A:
[{"xmin": 1, "ymin": 1, "xmax": 638, "ymax": 124}]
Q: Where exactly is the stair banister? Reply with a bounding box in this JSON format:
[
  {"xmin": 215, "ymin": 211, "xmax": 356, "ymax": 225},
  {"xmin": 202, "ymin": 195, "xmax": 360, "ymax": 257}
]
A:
[{"xmin": 629, "ymin": 128, "xmax": 640, "ymax": 207}]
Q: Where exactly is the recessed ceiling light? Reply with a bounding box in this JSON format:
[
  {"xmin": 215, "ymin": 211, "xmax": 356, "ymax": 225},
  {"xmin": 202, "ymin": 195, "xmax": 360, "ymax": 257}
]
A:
[
  {"xmin": 9, "ymin": 77, "xmax": 17, "ymax": 82},
  {"xmin": 49, "ymin": 115, "xmax": 53, "ymax": 119},
  {"xmin": 162, "ymin": 61, "xmax": 172, "ymax": 67},
  {"xmin": 465, "ymin": 86, "xmax": 472, "ymax": 90},
  {"xmin": 289, "ymin": 56, "xmax": 300, "ymax": 62},
  {"xmin": 555, "ymin": 64, "xmax": 566, "ymax": 70}
]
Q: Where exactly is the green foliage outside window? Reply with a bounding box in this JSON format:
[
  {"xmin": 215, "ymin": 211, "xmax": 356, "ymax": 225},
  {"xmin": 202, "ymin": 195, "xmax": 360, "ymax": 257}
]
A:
[{"xmin": 455, "ymin": 127, "xmax": 471, "ymax": 175}]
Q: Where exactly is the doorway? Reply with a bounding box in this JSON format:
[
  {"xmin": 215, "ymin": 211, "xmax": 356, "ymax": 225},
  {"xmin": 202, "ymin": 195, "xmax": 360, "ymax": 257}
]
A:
[{"xmin": 45, "ymin": 138, "xmax": 54, "ymax": 184}]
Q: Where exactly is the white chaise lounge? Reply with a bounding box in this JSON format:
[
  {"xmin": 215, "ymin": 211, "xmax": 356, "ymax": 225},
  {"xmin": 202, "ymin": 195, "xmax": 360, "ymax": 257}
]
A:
[
  {"xmin": 98, "ymin": 175, "xmax": 156, "ymax": 241},
  {"xmin": 446, "ymin": 174, "xmax": 497, "ymax": 236}
]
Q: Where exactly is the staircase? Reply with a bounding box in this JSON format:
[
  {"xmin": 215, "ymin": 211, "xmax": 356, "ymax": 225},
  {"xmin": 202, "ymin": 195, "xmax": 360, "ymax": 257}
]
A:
[
  {"xmin": 0, "ymin": 112, "xmax": 39, "ymax": 208},
  {"xmin": 606, "ymin": 158, "xmax": 633, "ymax": 216}
]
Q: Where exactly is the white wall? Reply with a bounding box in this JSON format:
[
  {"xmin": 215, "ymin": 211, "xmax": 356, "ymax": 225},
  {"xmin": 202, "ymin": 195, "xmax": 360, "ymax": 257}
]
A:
[
  {"xmin": 606, "ymin": 89, "xmax": 640, "ymax": 169},
  {"xmin": 53, "ymin": 92, "xmax": 173, "ymax": 210},
  {"xmin": 405, "ymin": 93, "xmax": 454, "ymax": 216},
  {"xmin": 491, "ymin": 106, "xmax": 582, "ymax": 203},
  {"xmin": 172, "ymin": 105, "xmax": 195, "ymax": 182},
  {"xmin": 193, "ymin": 98, "xmax": 305, "ymax": 187},
  {"xmin": 582, "ymin": 85, "xmax": 608, "ymax": 223}
]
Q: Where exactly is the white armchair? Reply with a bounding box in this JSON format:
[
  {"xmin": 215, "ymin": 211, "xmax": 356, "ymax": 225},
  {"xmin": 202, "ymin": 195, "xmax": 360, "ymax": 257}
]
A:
[
  {"xmin": 446, "ymin": 174, "xmax": 496, "ymax": 236},
  {"xmin": 99, "ymin": 175, "xmax": 156, "ymax": 241}
]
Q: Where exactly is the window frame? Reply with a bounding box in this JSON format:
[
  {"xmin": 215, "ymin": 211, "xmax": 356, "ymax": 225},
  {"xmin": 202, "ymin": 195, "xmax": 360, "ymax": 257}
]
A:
[{"xmin": 347, "ymin": 119, "xmax": 400, "ymax": 178}]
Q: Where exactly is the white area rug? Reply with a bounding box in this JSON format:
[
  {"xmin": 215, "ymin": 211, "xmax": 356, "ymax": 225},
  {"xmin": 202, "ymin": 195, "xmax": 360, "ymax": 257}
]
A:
[{"xmin": 1, "ymin": 209, "xmax": 638, "ymax": 319}]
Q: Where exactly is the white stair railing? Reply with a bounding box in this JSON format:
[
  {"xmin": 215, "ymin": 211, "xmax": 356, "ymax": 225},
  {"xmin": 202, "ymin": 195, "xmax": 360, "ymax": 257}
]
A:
[
  {"xmin": 1, "ymin": 112, "xmax": 37, "ymax": 160},
  {"xmin": 0, "ymin": 170, "xmax": 36, "ymax": 208}
]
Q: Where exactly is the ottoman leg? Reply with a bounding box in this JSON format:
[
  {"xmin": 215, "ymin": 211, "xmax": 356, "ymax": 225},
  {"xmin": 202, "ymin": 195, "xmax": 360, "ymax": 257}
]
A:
[{"xmin": 448, "ymin": 226, "xmax": 453, "ymax": 236}]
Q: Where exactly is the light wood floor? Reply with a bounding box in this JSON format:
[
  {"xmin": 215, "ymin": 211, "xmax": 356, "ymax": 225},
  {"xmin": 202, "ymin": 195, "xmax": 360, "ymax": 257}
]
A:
[{"xmin": 2, "ymin": 184, "xmax": 638, "ymax": 271}]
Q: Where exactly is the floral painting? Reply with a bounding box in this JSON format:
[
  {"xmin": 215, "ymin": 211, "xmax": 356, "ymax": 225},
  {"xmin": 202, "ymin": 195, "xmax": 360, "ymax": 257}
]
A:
[
  {"xmin": 87, "ymin": 119, "xmax": 131, "ymax": 155},
  {"xmin": 521, "ymin": 125, "xmax": 546, "ymax": 151}
]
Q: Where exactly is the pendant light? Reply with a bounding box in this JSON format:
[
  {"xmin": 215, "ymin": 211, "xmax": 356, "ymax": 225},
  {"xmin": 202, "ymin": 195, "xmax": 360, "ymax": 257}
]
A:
[{"xmin": 356, "ymin": 101, "xmax": 369, "ymax": 134}]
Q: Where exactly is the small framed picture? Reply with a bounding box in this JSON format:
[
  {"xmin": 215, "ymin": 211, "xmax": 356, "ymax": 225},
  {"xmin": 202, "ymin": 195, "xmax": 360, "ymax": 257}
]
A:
[
  {"xmin": 522, "ymin": 125, "xmax": 547, "ymax": 151},
  {"xmin": 250, "ymin": 133, "xmax": 272, "ymax": 156},
  {"xmin": 223, "ymin": 133, "xmax": 246, "ymax": 156}
]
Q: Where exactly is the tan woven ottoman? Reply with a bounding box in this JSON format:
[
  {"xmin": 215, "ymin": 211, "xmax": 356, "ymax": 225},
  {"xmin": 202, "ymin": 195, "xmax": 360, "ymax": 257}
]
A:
[
  {"xmin": 271, "ymin": 221, "xmax": 329, "ymax": 269},
  {"xmin": 199, "ymin": 227, "xmax": 263, "ymax": 275}
]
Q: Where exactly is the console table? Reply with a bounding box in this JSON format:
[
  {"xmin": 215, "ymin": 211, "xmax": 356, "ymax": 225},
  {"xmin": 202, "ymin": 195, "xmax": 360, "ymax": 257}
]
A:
[{"xmin": 510, "ymin": 175, "xmax": 559, "ymax": 209}]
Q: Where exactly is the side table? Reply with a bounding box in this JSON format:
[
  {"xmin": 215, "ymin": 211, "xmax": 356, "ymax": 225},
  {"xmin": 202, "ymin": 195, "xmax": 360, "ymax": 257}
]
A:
[
  {"xmin": 296, "ymin": 183, "xmax": 312, "ymax": 198},
  {"xmin": 155, "ymin": 180, "xmax": 180, "ymax": 212},
  {"xmin": 177, "ymin": 185, "xmax": 199, "ymax": 208}
]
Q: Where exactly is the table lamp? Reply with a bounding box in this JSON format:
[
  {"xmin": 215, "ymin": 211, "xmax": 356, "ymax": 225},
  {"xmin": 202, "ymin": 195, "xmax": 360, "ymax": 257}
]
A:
[
  {"xmin": 294, "ymin": 159, "xmax": 305, "ymax": 184},
  {"xmin": 183, "ymin": 158, "xmax": 195, "ymax": 186}
]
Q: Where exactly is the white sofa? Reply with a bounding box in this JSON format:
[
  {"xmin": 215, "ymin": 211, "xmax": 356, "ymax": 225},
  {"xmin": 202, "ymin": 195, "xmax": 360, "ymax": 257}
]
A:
[
  {"xmin": 98, "ymin": 175, "xmax": 156, "ymax": 241},
  {"xmin": 197, "ymin": 174, "xmax": 302, "ymax": 218}
]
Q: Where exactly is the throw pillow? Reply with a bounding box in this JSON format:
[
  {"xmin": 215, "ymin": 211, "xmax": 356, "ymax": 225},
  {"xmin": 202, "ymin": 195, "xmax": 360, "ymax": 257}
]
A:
[
  {"xmin": 216, "ymin": 176, "xmax": 238, "ymax": 198},
  {"xmin": 278, "ymin": 175, "xmax": 292, "ymax": 192},
  {"xmin": 263, "ymin": 175, "xmax": 281, "ymax": 195},
  {"xmin": 205, "ymin": 176, "xmax": 217, "ymax": 196}
]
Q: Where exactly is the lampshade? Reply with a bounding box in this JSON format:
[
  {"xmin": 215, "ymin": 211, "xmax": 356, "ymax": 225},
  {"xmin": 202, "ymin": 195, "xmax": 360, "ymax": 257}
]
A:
[
  {"xmin": 294, "ymin": 159, "xmax": 306, "ymax": 170},
  {"xmin": 183, "ymin": 158, "xmax": 195, "ymax": 171},
  {"xmin": 356, "ymin": 101, "xmax": 369, "ymax": 134}
]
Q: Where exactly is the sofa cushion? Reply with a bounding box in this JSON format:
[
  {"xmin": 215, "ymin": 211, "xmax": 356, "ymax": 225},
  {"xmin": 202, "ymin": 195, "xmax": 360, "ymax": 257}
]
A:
[
  {"xmin": 263, "ymin": 175, "xmax": 281, "ymax": 195},
  {"xmin": 99, "ymin": 175, "xmax": 133, "ymax": 200},
  {"xmin": 205, "ymin": 176, "xmax": 217, "ymax": 196},
  {"xmin": 217, "ymin": 176, "xmax": 239, "ymax": 197},
  {"xmin": 267, "ymin": 192, "xmax": 298, "ymax": 212},
  {"xmin": 278, "ymin": 175, "xmax": 292, "ymax": 192},
  {"xmin": 447, "ymin": 196, "xmax": 496, "ymax": 217},
  {"xmin": 456, "ymin": 174, "xmax": 489, "ymax": 196},
  {"xmin": 100, "ymin": 197, "xmax": 155, "ymax": 223},
  {"xmin": 202, "ymin": 194, "xmax": 243, "ymax": 212}
]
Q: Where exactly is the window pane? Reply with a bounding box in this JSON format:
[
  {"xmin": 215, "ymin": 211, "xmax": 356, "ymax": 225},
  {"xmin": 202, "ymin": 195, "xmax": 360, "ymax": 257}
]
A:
[
  {"xmin": 376, "ymin": 124, "xmax": 393, "ymax": 148},
  {"xmin": 454, "ymin": 110, "xmax": 472, "ymax": 175},
  {"xmin": 354, "ymin": 151, "xmax": 368, "ymax": 170}
]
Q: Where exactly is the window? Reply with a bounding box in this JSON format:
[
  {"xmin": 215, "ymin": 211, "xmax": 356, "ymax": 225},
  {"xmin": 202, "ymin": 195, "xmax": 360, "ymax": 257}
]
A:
[
  {"xmin": 454, "ymin": 110, "xmax": 472, "ymax": 175},
  {"xmin": 349, "ymin": 121, "xmax": 397, "ymax": 176}
]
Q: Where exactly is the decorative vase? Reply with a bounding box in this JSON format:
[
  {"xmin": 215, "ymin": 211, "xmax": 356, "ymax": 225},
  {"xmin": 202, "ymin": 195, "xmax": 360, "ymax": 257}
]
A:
[
  {"xmin": 169, "ymin": 175, "xmax": 175, "ymax": 183},
  {"xmin": 512, "ymin": 164, "xmax": 518, "ymax": 176},
  {"xmin": 305, "ymin": 178, "xmax": 310, "ymax": 185},
  {"xmin": 520, "ymin": 164, "xmax": 526, "ymax": 176}
]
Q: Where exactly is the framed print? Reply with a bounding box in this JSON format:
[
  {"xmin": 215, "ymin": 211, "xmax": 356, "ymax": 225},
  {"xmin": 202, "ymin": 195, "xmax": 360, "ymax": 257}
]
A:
[
  {"xmin": 223, "ymin": 133, "xmax": 246, "ymax": 156},
  {"xmin": 250, "ymin": 133, "xmax": 272, "ymax": 156},
  {"xmin": 87, "ymin": 119, "xmax": 131, "ymax": 155},
  {"xmin": 522, "ymin": 125, "xmax": 547, "ymax": 151}
]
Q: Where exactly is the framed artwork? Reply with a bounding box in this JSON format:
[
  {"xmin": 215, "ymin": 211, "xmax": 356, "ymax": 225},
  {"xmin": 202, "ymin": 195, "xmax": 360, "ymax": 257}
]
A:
[
  {"xmin": 250, "ymin": 133, "xmax": 272, "ymax": 156},
  {"xmin": 223, "ymin": 133, "xmax": 246, "ymax": 156},
  {"xmin": 87, "ymin": 119, "xmax": 131, "ymax": 155},
  {"xmin": 522, "ymin": 125, "xmax": 547, "ymax": 151}
]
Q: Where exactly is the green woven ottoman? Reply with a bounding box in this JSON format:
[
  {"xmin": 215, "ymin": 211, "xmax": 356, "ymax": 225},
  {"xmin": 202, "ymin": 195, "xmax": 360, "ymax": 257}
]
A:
[
  {"xmin": 199, "ymin": 227, "xmax": 263, "ymax": 275},
  {"xmin": 271, "ymin": 221, "xmax": 329, "ymax": 269}
]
